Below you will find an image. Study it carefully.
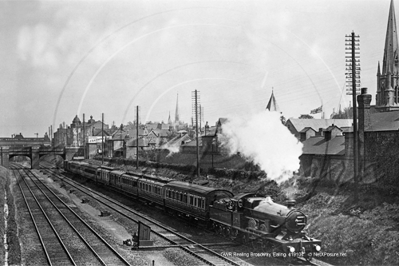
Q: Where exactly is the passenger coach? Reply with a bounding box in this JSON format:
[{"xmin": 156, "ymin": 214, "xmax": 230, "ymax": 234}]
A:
[
  {"xmin": 138, "ymin": 175, "xmax": 172, "ymax": 206},
  {"xmin": 163, "ymin": 181, "xmax": 233, "ymax": 221}
]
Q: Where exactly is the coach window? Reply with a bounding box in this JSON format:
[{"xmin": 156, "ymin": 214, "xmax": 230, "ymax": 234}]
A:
[
  {"xmin": 183, "ymin": 193, "xmax": 187, "ymax": 203},
  {"xmin": 189, "ymin": 195, "xmax": 194, "ymax": 205}
]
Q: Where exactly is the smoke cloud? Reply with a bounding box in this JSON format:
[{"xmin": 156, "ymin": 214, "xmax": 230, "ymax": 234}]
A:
[
  {"xmin": 161, "ymin": 142, "xmax": 181, "ymax": 157},
  {"xmin": 219, "ymin": 111, "xmax": 303, "ymax": 184}
]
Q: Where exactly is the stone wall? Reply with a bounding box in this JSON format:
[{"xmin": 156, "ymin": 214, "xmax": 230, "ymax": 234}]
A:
[
  {"xmin": 365, "ymin": 131, "xmax": 399, "ymax": 185},
  {"xmin": 300, "ymin": 154, "xmax": 377, "ymax": 185}
]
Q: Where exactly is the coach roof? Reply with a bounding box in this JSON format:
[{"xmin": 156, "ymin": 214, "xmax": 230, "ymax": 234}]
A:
[{"xmin": 165, "ymin": 181, "xmax": 233, "ymax": 195}]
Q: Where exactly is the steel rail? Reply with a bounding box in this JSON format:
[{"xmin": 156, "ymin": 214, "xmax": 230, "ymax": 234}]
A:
[
  {"xmin": 14, "ymin": 169, "xmax": 77, "ymax": 266},
  {"xmin": 22, "ymin": 168, "xmax": 132, "ymax": 266},
  {"xmin": 43, "ymin": 168, "xmax": 241, "ymax": 266}
]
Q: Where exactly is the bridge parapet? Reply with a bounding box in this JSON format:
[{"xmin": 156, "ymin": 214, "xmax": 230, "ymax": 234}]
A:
[{"xmin": 1, "ymin": 146, "xmax": 70, "ymax": 169}]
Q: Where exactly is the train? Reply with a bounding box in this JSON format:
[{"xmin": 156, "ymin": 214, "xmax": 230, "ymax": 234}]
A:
[{"xmin": 64, "ymin": 160, "xmax": 321, "ymax": 260}]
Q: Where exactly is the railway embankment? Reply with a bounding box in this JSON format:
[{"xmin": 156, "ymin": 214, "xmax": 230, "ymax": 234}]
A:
[
  {"xmin": 91, "ymin": 157, "xmax": 399, "ymax": 266},
  {"xmin": 0, "ymin": 166, "xmax": 21, "ymax": 266}
]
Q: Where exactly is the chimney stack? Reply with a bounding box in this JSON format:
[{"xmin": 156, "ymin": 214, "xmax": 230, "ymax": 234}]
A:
[
  {"xmin": 357, "ymin": 87, "xmax": 372, "ymax": 130},
  {"xmin": 357, "ymin": 87, "xmax": 372, "ymax": 183}
]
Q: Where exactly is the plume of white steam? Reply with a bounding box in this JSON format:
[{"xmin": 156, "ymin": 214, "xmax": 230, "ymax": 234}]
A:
[
  {"xmin": 161, "ymin": 144, "xmax": 179, "ymax": 157},
  {"xmin": 161, "ymin": 141, "xmax": 183, "ymax": 157},
  {"xmin": 219, "ymin": 111, "xmax": 303, "ymax": 184}
]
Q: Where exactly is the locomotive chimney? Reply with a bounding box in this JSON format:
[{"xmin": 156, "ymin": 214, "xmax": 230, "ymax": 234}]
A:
[{"xmin": 286, "ymin": 199, "xmax": 296, "ymax": 208}]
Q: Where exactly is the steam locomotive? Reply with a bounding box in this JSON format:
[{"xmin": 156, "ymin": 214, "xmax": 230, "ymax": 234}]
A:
[{"xmin": 63, "ymin": 160, "xmax": 321, "ymax": 259}]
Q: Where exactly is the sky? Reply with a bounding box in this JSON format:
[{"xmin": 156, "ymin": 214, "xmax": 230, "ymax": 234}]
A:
[{"xmin": 0, "ymin": 0, "xmax": 394, "ymax": 137}]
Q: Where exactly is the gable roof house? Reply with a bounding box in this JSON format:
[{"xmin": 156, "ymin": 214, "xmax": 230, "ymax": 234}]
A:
[
  {"xmin": 286, "ymin": 118, "xmax": 352, "ymax": 140},
  {"xmin": 107, "ymin": 125, "xmax": 128, "ymax": 158}
]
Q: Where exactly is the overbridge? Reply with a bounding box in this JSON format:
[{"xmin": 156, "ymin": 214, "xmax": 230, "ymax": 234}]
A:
[
  {"xmin": 0, "ymin": 133, "xmax": 84, "ymax": 169},
  {"xmin": 0, "ymin": 146, "xmax": 84, "ymax": 169}
]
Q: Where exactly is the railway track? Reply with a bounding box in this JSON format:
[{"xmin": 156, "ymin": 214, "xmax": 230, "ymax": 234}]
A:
[
  {"xmin": 37, "ymin": 161, "xmax": 329, "ymax": 266},
  {"xmin": 12, "ymin": 166, "xmax": 132, "ymax": 265},
  {"xmin": 37, "ymin": 165, "xmax": 246, "ymax": 266}
]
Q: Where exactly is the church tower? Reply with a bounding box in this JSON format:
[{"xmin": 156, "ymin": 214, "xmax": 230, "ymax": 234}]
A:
[{"xmin": 376, "ymin": 0, "xmax": 399, "ymax": 110}]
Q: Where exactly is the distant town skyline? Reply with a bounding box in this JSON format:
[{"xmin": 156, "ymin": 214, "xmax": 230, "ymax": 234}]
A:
[{"xmin": 0, "ymin": 0, "xmax": 395, "ymax": 136}]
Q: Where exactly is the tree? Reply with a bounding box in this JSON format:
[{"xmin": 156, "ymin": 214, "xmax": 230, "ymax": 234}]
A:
[{"xmin": 330, "ymin": 107, "xmax": 354, "ymax": 119}]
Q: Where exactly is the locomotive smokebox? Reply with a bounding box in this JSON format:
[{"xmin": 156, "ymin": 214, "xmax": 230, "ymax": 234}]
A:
[{"xmin": 285, "ymin": 199, "xmax": 296, "ymax": 208}]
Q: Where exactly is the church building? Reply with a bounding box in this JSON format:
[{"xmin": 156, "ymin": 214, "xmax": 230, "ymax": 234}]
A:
[{"xmin": 376, "ymin": 0, "xmax": 399, "ymax": 111}]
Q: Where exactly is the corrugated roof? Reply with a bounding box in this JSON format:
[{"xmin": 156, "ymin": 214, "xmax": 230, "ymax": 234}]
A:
[{"xmin": 301, "ymin": 135, "xmax": 345, "ymax": 155}]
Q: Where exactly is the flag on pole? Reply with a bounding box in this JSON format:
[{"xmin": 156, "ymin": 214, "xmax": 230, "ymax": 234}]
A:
[{"xmin": 310, "ymin": 105, "xmax": 323, "ymax": 114}]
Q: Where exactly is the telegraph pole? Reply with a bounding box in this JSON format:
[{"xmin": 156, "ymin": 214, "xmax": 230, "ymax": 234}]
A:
[
  {"xmin": 345, "ymin": 32, "xmax": 360, "ymax": 202},
  {"xmin": 136, "ymin": 106, "xmax": 139, "ymax": 169},
  {"xmin": 102, "ymin": 113, "xmax": 104, "ymax": 165},
  {"xmin": 192, "ymin": 90, "xmax": 201, "ymax": 178},
  {"xmin": 83, "ymin": 113, "xmax": 86, "ymax": 159}
]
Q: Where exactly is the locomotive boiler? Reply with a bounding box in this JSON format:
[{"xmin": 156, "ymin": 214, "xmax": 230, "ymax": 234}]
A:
[{"xmin": 209, "ymin": 193, "xmax": 321, "ymax": 257}]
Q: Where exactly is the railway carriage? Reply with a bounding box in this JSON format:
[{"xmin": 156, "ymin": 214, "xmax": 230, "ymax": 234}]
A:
[
  {"xmin": 137, "ymin": 175, "xmax": 172, "ymax": 205},
  {"xmin": 65, "ymin": 161, "xmax": 84, "ymax": 175},
  {"xmin": 109, "ymin": 170, "xmax": 126, "ymax": 188},
  {"xmin": 96, "ymin": 165, "xmax": 115, "ymax": 185},
  {"xmin": 119, "ymin": 171, "xmax": 141, "ymax": 196},
  {"xmin": 164, "ymin": 181, "xmax": 234, "ymax": 221},
  {"xmin": 80, "ymin": 163, "xmax": 98, "ymax": 180}
]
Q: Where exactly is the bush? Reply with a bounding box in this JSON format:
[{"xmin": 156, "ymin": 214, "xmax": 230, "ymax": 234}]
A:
[{"xmin": 299, "ymin": 192, "xmax": 399, "ymax": 265}]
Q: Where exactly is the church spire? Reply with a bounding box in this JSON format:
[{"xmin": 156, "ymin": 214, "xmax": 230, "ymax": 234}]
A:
[
  {"xmin": 168, "ymin": 111, "xmax": 172, "ymax": 124},
  {"xmin": 175, "ymin": 93, "xmax": 179, "ymax": 123},
  {"xmin": 377, "ymin": 61, "xmax": 381, "ymax": 76},
  {"xmin": 266, "ymin": 88, "xmax": 279, "ymax": 112},
  {"xmin": 382, "ymin": 0, "xmax": 399, "ymax": 75}
]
